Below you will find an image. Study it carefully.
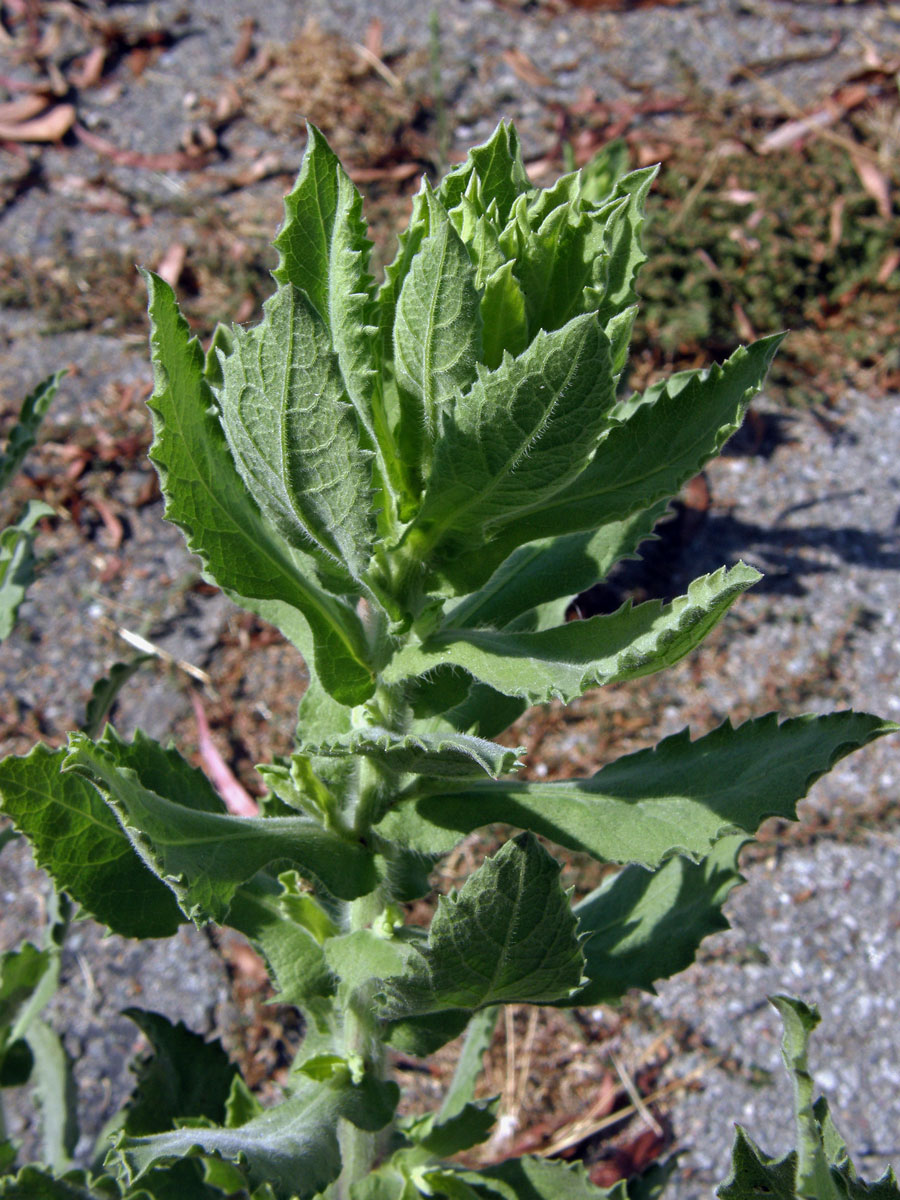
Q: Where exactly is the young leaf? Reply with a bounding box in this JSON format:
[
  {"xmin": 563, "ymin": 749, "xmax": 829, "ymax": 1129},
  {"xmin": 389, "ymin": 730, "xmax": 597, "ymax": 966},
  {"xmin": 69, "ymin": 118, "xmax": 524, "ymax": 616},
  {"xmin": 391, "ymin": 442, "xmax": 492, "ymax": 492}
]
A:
[
  {"xmin": 480, "ymin": 261, "xmax": 529, "ymax": 369},
  {"xmin": 62, "ymin": 733, "xmax": 378, "ymax": 919},
  {"xmin": 218, "ymin": 282, "xmax": 375, "ymax": 579},
  {"xmin": 411, "ymin": 314, "xmax": 616, "ymax": 547},
  {"xmin": 505, "ymin": 193, "xmax": 621, "ymax": 336},
  {"xmin": 444, "ymin": 504, "xmax": 668, "ymax": 634},
  {"xmin": 564, "ymin": 835, "xmax": 745, "ymax": 1006},
  {"xmin": 0, "ymin": 371, "xmax": 65, "ymax": 492},
  {"xmin": 300, "ymin": 728, "xmax": 523, "ymax": 780},
  {"xmin": 143, "ymin": 269, "xmax": 375, "ymax": 705},
  {"xmin": 323, "ymin": 929, "xmax": 419, "ymax": 997},
  {"xmin": 113, "ymin": 1070, "xmax": 399, "ymax": 1200},
  {"xmin": 225, "ymin": 878, "xmax": 335, "ymax": 1016},
  {"xmin": 378, "ymin": 833, "xmax": 585, "ymax": 1021},
  {"xmin": 388, "ymin": 564, "xmax": 760, "ymax": 704},
  {"xmin": 0, "ymin": 501, "xmax": 55, "ymax": 642},
  {"xmin": 437, "ymin": 121, "xmax": 532, "ymax": 224},
  {"xmin": 272, "ymin": 126, "xmax": 378, "ymax": 444},
  {"xmin": 393, "ymin": 187, "xmax": 482, "ymax": 464},
  {"xmin": 0, "ymin": 744, "xmax": 183, "ymax": 939},
  {"xmin": 590, "ymin": 166, "xmax": 658, "ymax": 329},
  {"xmin": 437, "ymin": 334, "xmax": 783, "ymax": 593},
  {"xmin": 380, "ymin": 712, "xmax": 896, "ymax": 868}
]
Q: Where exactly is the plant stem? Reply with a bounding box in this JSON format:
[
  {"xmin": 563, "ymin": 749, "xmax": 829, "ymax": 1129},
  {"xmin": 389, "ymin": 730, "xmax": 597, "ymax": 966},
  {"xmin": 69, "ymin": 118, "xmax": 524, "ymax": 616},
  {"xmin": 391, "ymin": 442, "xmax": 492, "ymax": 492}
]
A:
[{"xmin": 336, "ymin": 889, "xmax": 391, "ymax": 1199}]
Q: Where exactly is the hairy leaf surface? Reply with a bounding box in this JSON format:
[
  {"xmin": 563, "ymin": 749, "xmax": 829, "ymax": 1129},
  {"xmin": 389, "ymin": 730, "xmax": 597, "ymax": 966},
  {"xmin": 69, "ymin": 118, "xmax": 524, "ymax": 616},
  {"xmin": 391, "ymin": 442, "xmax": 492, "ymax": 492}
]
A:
[
  {"xmin": 388, "ymin": 565, "xmax": 759, "ymax": 703},
  {"xmin": 0, "ymin": 744, "xmax": 183, "ymax": 939},
  {"xmin": 437, "ymin": 335, "xmax": 782, "ymax": 592},
  {"xmin": 143, "ymin": 271, "xmax": 374, "ymax": 704},
  {"xmin": 393, "ymin": 188, "xmax": 482, "ymax": 458},
  {"xmin": 219, "ymin": 283, "xmax": 374, "ymax": 576},
  {"xmin": 273, "ymin": 127, "xmax": 377, "ymax": 430},
  {"xmin": 301, "ymin": 728, "xmax": 523, "ymax": 779},
  {"xmin": 379, "ymin": 713, "xmax": 895, "ymax": 866},
  {"xmin": 379, "ymin": 834, "xmax": 584, "ymax": 1020},
  {"xmin": 114, "ymin": 1071, "xmax": 398, "ymax": 1200},
  {"xmin": 412, "ymin": 315, "xmax": 615, "ymax": 543},
  {"xmin": 62, "ymin": 734, "xmax": 377, "ymax": 919}
]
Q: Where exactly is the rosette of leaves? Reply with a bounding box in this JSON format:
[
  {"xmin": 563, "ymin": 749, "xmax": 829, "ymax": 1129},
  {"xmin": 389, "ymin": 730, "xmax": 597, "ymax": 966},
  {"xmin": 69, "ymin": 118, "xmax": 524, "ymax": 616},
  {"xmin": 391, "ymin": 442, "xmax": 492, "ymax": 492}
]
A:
[{"xmin": 0, "ymin": 124, "xmax": 895, "ymax": 1200}]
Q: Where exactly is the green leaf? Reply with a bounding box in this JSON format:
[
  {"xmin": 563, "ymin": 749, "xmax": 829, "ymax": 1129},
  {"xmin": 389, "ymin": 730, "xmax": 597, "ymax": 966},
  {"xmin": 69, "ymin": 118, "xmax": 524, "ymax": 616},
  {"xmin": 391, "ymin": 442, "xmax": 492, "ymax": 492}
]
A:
[
  {"xmin": 0, "ymin": 744, "xmax": 183, "ymax": 939},
  {"xmin": 380, "ymin": 712, "xmax": 896, "ymax": 867},
  {"xmin": 0, "ymin": 1038, "xmax": 32, "ymax": 1087},
  {"xmin": 302, "ymin": 728, "xmax": 523, "ymax": 780},
  {"xmin": 438, "ymin": 122, "xmax": 533, "ymax": 225},
  {"xmin": 0, "ymin": 371, "xmax": 65, "ymax": 492},
  {"xmin": 480, "ymin": 262, "xmax": 529, "ymax": 369},
  {"xmin": 62, "ymin": 732, "xmax": 378, "ymax": 920},
  {"xmin": 406, "ymin": 1097, "xmax": 499, "ymax": 1157},
  {"xmin": 393, "ymin": 187, "xmax": 482, "ymax": 467},
  {"xmin": 412, "ymin": 314, "xmax": 616, "ymax": 550},
  {"xmin": 438, "ymin": 1007, "xmax": 499, "ymax": 1121},
  {"xmin": 143, "ymin": 269, "xmax": 375, "ymax": 705},
  {"xmin": 81, "ymin": 657, "xmax": 153, "ymax": 740},
  {"xmin": 0, "ymin": 943, "xmax": 51, "ymax": 1054},
  {"xmin": 0, "ymin": 1165, "xmax": 123, "ymax": 1198},
  {"xmin": 458, "ymin": 1155, "xmax": 627, "ymax": 1200},
  {"xmin": 112, "ymin": 1010, "xmax": 238, "ymax": 1137},
  {"xmin": 0, "ymin": 1160, "xmax": 236, "ymax": 1199},
  {"xmin": 564, "ymin": 835, "xmax": 745, "ymax": 1006},
  {"xmin": 770, "ymin": 996, "xmax": 839, "ymax": 1200},
  {"xmin": 349, "ymin": 1161, "xmax": 419, "ymax": 1200},
  {"xmin": 440, "ymin": 335, "xmax": 783, "ymax": 592},
  {"xmin": 0, "ymin": 1140, "xmax": 16, "ymax": 1177},
  {"xmin": 504, "ymin": 192, "xmax": 620, "ymax": 337},
  {"xmin": 443, "ymin": 501, "xmax": 668, "ymax": 633},
  {"xmin": 388, "ymin": 564, "xmax": 760, "ymax": 704},
  {"xmin": 323, "ymin": 928, "xmax": 419, "ymax": 996},
  {"xmin": 113, "ymin": 1070, "xmax": 399, "ymax": 1200},
  {"xmin": 0, "ymin": 500, "xmax": 55, "ymax": 641},
  {"xmin": 225, "ymin": 877, "xmax": 335, "ymax": 1016},
  {"xmin": 578, "ymin": 140, "xmax": 629, "ymax": 207},
  {"xmin": 379, "ymin": 833, "xmax": 585, "ymax": 1022},
  {"xmin": 717, "ymin": 1128, "xmax": 799, "ymax": 1200},
  {"xmin": 219, "ymin": 282, "xmax": 374, "ymax": 578},
  {"xmin": 273, "ymin": 126, "xmax": 378, "ymax": 437},
  {"xmin": 591, "ymin": 167, "xmax": 658, "ymax": 330},
  {"xmin": 383, "ymin": 1011, "xmax": 473, "ymax": 1059},
  {"xmin": 224, "ymin": 1075, "xmax": 264, "ymax": 1129},
  {"xmin": 436, "ymin": 682, "xmax": 528, "ymax": 741},
  {"xmin": 24, "ymin": 1018, "xmax": 78, "ymax": 1170}
]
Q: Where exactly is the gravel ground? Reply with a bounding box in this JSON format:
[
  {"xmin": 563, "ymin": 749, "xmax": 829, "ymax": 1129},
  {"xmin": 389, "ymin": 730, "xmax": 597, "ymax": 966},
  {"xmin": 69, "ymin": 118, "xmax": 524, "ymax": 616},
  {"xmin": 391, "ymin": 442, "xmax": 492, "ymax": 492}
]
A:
[{"xmin": 1, "ymin": 0, "xmax": 899, "ymax": 1193}]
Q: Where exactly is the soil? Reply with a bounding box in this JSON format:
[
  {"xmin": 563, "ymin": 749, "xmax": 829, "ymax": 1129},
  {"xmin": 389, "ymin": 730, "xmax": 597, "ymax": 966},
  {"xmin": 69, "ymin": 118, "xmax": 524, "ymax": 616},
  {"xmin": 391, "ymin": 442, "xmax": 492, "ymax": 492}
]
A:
[{"xmin": 1, "ymin": 0, "xmax": 899, "ymax": 1194}]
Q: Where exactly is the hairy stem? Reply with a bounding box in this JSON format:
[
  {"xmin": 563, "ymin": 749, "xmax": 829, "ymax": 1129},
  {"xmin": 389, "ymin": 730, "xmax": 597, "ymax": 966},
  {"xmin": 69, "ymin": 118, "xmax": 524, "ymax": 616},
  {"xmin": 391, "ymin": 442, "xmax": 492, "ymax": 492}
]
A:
[{"xmin": 336, "ymin": 889, "xmax": 392, "ymax": 1198}]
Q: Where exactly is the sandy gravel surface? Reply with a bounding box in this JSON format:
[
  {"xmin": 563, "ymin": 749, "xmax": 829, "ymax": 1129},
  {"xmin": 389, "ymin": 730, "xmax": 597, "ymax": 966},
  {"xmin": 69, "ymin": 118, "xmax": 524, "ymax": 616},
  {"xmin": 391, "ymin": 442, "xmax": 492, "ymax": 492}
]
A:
[{"xmin": 2, "ymin": 0, "xmax": 899, "ymax": 1192}]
